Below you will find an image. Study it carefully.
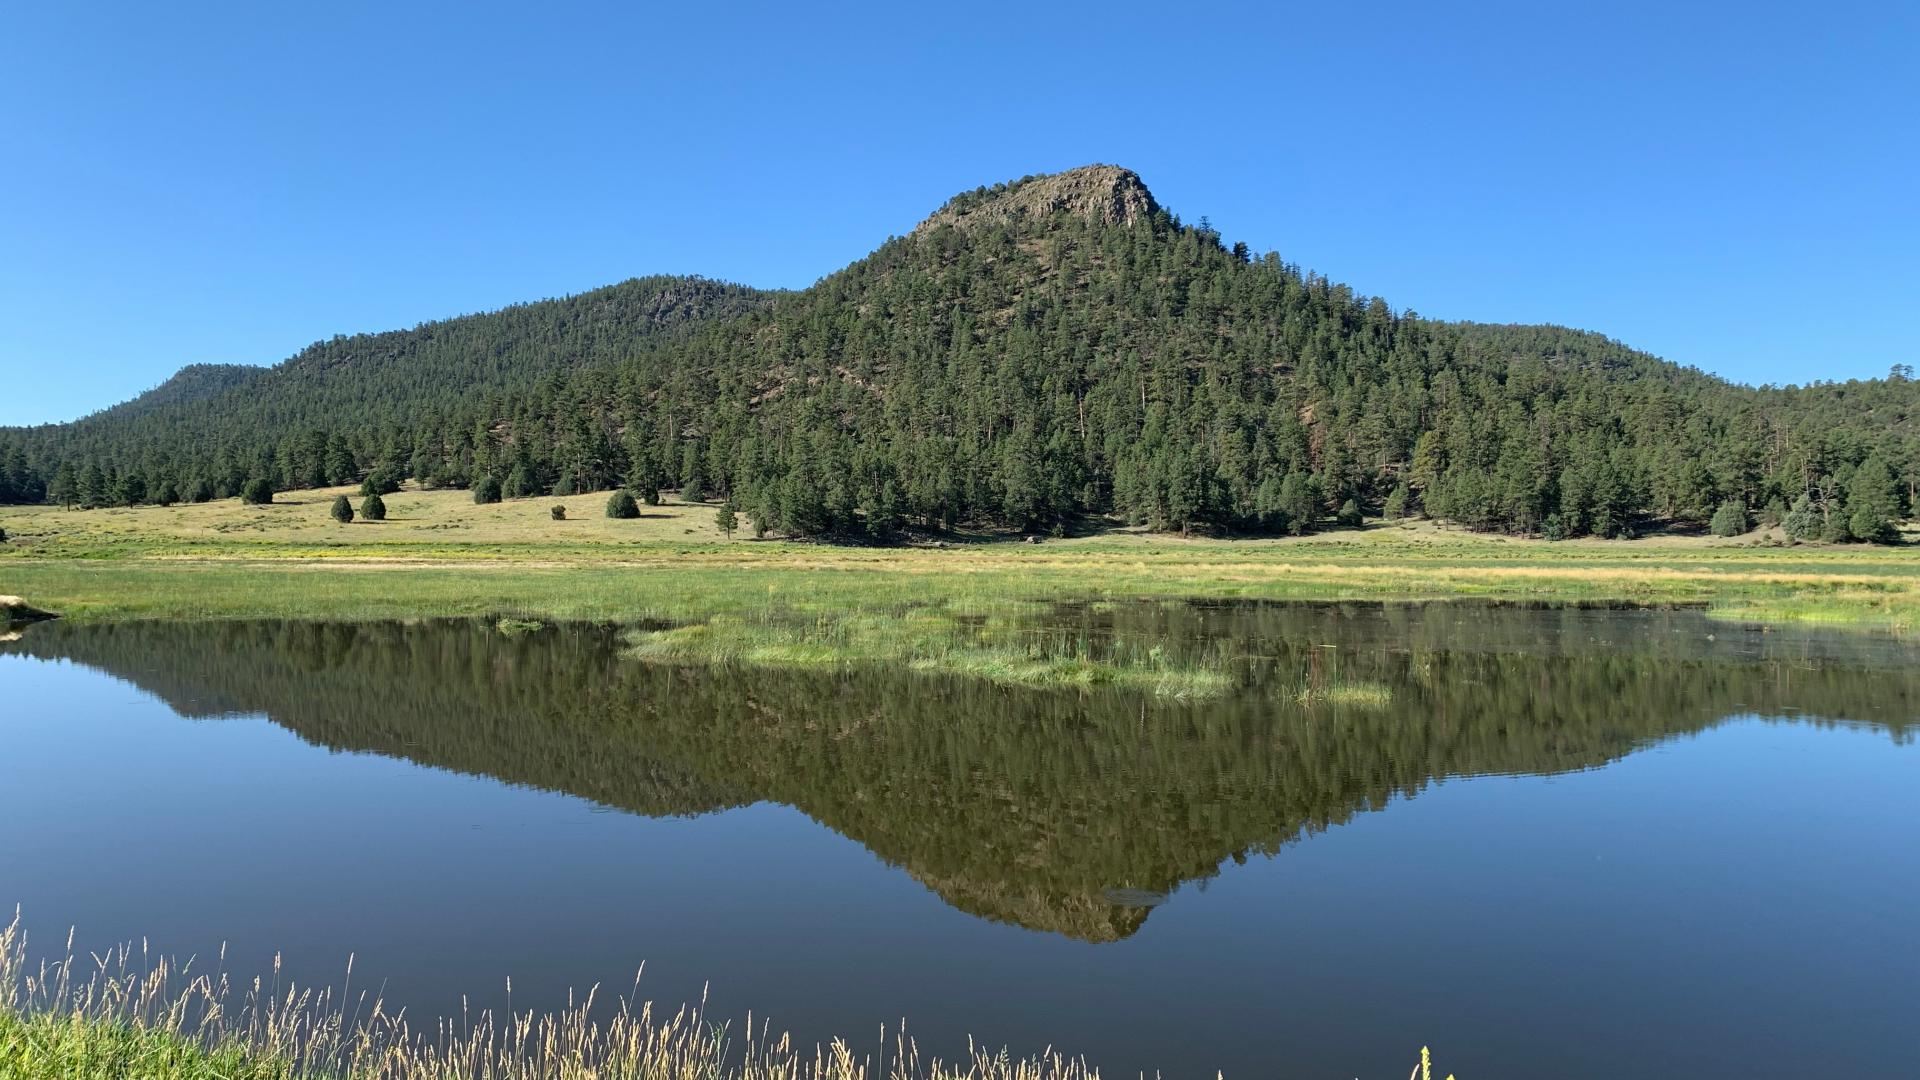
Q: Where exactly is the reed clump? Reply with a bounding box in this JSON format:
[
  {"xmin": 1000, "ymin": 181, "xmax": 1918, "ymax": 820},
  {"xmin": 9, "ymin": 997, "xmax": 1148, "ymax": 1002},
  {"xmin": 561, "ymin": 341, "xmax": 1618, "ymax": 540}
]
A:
[{"xmin": 0, "ymin": 914, "xmax": 1118, "ymax": 1080}]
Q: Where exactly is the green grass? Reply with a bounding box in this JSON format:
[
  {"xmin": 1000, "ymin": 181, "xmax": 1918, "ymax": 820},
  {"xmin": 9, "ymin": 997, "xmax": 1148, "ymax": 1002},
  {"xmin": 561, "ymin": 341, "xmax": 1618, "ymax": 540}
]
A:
[
  {"xmin": 3, "ymin": 486, "xmax": 1917, "ymax": 646},
  {"xmin": 626, "ymin": 604, "xmax": 1234, "ymax": 696},
  {"xmin": 0, "ymin": 915, "xmax": 1451, "ymax": 1079},
  {"xmin": 1294, "ymin": 680, "xmax": 1395, "ymax": 708}
]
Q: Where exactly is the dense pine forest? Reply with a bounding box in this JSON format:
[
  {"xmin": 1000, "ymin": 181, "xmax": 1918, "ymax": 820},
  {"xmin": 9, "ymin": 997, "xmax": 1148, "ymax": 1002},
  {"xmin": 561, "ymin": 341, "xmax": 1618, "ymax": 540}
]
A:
[{"xmin": 2, "ymin": 165, "xmax": 1916, "ymax": 542}]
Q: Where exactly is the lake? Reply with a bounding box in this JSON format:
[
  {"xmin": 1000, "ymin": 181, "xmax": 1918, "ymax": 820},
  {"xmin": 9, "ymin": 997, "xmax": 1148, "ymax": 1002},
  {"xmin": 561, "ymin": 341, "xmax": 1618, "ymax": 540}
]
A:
[{"xmin": 2, "ymin": 602, "xmax": 1916, "ymax": 1078}]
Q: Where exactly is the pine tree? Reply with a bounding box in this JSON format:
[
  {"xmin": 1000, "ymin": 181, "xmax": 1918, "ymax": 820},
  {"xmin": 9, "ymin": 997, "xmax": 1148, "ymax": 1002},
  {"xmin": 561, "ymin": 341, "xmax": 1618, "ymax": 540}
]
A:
[
  {"xmin": 715, "ymin": 501, "xmax": 737, "ymax": 539},
  {"xmin": 1383, "ymin": 482, "xmax": 1411, "ymax": 521},
  {"xmin": 241, "ymin": 477, "xmax": 275, "ymax": 505},
  {"xmin": 361, "ymin": 493, "xmax": 387, "ymax": 521},
  {"xmin": 1782, "ymin": 495, "xmax": 1821, "ymax": 541},
  {"xmin": 1336, "ymin": 498, "xmax": 1363, "ymax": 528},
  {"xmin": 472, "ymin": 475, "xmax": 503, "ymax": 504},
  {"xmin": 330, "ymin": 495, "xmax": 355, "ymax": 523},
  {"xmin": 1708, "ymin": 500, "xmax": 1748, "ymax": 537}
]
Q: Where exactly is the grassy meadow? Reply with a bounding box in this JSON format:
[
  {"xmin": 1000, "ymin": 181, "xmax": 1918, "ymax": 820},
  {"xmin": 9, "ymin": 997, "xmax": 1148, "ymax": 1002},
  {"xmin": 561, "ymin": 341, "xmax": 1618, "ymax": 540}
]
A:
[{"xmin": 1, "ymin": 483, "xmax": 1916, "ymax": 635}]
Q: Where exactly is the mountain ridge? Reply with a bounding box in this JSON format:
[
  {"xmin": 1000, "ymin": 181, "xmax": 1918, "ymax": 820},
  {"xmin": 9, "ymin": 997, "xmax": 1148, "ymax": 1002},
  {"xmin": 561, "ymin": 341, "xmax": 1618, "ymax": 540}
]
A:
[{"xmin": 0, "ymin": 165, "xmax": 1914, "ymax": 539}]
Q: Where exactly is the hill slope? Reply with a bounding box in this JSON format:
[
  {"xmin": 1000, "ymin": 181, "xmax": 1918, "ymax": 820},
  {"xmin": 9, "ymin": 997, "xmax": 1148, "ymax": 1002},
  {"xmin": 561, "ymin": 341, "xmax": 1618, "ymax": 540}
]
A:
[{"xmin": 2, "ymin": 166, "xmax": 1915, "ymax": 539}]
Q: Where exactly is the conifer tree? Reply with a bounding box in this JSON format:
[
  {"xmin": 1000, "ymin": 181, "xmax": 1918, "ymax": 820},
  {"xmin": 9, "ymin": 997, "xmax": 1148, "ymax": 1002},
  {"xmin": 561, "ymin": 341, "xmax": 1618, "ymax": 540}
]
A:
[
  {"xmin": 1708, "ymin": 500, "xmax": 1748, "ymax": 537},
  {"xmin": 330, "ymin": 494, "xmax": 354, "ymax": 523},
  {"xmin": 361, "ymin": 492, "xmax": 387, "ymax": 521}
]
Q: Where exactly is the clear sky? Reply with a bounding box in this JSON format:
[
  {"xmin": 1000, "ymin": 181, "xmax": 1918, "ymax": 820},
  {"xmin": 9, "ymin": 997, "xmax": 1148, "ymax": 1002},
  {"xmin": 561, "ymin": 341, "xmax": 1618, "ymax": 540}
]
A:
[{"xmin": 4, "ymin": 1, "xmax": 1916, "ymax": 426}]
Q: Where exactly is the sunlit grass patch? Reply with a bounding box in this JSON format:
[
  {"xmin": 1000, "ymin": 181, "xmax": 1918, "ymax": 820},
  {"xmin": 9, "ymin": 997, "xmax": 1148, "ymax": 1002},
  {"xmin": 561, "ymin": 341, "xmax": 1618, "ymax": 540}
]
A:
[
  {"xmin": 625, "ymin": 602, "xmax": 1234, "ymax": 698},
  {"xmin": 1294, "ymin": 680, "xmax": 1394, "ymax": 708}
]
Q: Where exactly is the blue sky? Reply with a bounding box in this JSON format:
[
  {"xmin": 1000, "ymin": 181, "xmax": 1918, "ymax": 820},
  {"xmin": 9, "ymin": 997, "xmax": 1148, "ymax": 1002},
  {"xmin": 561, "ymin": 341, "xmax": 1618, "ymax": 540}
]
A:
[{"xmin": 3, "ymin": 1, "xmax": 1916, "ymax": 425}]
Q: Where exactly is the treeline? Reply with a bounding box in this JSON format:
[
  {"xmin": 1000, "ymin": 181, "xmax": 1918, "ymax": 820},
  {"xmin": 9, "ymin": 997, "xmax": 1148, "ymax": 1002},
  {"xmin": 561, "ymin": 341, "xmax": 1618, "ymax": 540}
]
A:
[{"xmin": 3, "ymin": 168, "xmax": 1916, "ymax": 542}]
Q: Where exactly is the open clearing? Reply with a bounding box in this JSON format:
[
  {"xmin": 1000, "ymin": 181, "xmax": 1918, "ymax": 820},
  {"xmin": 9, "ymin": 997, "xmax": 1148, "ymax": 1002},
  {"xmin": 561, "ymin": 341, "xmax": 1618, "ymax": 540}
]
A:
[{"xmin": 2, "ymin": 484, "xmax": 1917, "ymax": 631}]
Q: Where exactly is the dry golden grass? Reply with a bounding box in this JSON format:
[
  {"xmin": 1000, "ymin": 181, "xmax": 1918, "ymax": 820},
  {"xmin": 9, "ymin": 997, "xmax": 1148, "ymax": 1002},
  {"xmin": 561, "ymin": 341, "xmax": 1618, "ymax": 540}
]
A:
[
  {"xmin": 2, "ymin": 484, "xmax": 1917, "ymax": 632},
  {"xmin": 2, "ymin": 914, "xmax": 1454, "ymax": 1079}
]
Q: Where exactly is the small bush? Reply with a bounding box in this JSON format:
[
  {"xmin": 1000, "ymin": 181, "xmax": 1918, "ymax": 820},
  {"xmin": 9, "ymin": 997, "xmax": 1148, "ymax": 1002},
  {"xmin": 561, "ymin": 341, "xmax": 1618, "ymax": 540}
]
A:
[
  {"xmin": 0, "ymin": 527, "xmax": 8, "ymax": 543},
  {"xmin": 640, "ymin": 485, "xmax": 662, "ymax": 507},
  {"xmin": 1336, "ymin": 498, "xmax": 1363, "ymax": 528},
  {"xmin": 329, "ymin": 495, "xmax": 354, "ymax": 524},
  {"xmin": 551, "ymin": 504, "xmax": 567, "ymax": 521},
  {"xmin": 360, "ymin": 493, "xmax": 387, "ymax": 521},
  {"xmin": 240, "ymin": 478, "xmax": 274, "ymax": 505},
  {"xmin": 607, "ymin": 490, "xmax": 640, "ymax": 519},
  {"xmin": 472, "ymin": 476, "xmax": 503, "ymax": 504}
]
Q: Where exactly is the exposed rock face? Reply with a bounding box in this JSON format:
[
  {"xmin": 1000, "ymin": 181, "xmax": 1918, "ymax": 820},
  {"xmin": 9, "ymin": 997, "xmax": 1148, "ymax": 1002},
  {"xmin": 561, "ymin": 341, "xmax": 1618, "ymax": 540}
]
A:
[{"xmin": 915, "ymin": 164, "xmax": 1160, "ymax": 234}]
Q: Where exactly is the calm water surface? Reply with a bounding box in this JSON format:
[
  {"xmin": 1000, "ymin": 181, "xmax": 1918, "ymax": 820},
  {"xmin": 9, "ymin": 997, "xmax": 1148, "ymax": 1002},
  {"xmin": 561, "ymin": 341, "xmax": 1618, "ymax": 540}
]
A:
[{"xmin": 2, "ymin": 602, "xmax": 1916, "ymax": 1079}]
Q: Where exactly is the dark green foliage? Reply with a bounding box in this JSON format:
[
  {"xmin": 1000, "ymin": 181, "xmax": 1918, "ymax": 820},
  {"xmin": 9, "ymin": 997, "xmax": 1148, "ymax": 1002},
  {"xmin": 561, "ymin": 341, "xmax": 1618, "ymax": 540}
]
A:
[
  {"xmin": 1849, "ymin": 503, "xmax": 1894, "ymax": 543},
  {"xmin": 153, "ymin": 479, "xmax": 179, "ymax": 507},
  {"xmin": 1782, "ymin": 495, "xmax": 1822, "ymax": 541},
  {"xmin": 360, "ymin": 493, "xmax": 386, "ymax": 521},
  {"xmin": 607, "ymin": 490, "xmax": 640, "ymax": 519},
  {"xmin": 330, "ymin": 495, "xmax": 354, "ymax": 523},
  {"xmin": 240, "ymin": 478, "xmax": 274, "ymax": 505},
  {"xmin": 359, "ymin": 469, "xmax": 401, "ymax": 497},
  {"xmin": 503, "ymin": 463, "xmax": 539, "ymax": 500},
  {"xmin": 639, "ymin": 485, "xmax": 661, "ymax": 507},
  {"xmin": 0, "ymin": 526, "xmax": 7, "ymax": 543},
  {"xmin": 551, "ymin": 504, "xmax": 567, "ymax": 520},
  {"xmin": 185, "ymin": 477, "xmax": 215, "ymax": 503},
  {"xmin": 715, "ymin": 501, "xmax": 737, "ymax": 539},
  {"xmin": 1382, "ymin": 482, "xmax": 1411, "ymax": 522},
  {"xmin": 1336, "ymin": 499, "xmax": 1364, "ymax": 528},
  {"xmin": 1708, "ymin": 500, "xmax": 1749, "ymax": 537},
  {"xmin": 3, "ymin": 167, "xmax": 1918, "ymax": 539},
  {"xmin": 1819, "ymin": 512, "xmax": 1852, "ymax": 544},
  {"xmin": 472, "ymin": 476, "xmax": 502, "ymax": 504}
]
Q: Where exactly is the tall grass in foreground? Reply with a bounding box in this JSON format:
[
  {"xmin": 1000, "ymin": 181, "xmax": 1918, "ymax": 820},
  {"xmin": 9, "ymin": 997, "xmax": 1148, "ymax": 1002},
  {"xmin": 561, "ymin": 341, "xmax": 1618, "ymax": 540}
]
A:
[{"xmin": 0, "ymin": 917, "xmax": 1451, "ymax": 1079}]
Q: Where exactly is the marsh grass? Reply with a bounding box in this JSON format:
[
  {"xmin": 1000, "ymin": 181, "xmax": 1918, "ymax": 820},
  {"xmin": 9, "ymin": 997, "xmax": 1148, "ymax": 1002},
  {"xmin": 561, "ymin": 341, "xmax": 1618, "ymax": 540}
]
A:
[
  {"xmin": 1292, "ymin": 680, "xmax": 1394, "ymax": 708},
  {"xmin": 0, "ymin": 915, "xmax": 1122, "ymax": 1080},
  {"xmin": 625, "ymin": 603, "xmax": 1234, "ymax": 698}
]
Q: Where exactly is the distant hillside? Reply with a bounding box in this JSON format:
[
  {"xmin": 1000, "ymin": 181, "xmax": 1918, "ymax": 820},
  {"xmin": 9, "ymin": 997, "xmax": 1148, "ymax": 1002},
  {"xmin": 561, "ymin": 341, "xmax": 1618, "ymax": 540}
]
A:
[
  {"xmin": 1, "ymin": 166, "xmax": 1914, "ymax": 539},
  {"xmin": 90, "ymin": 363, "xmax": 265, "ymax": 421}
]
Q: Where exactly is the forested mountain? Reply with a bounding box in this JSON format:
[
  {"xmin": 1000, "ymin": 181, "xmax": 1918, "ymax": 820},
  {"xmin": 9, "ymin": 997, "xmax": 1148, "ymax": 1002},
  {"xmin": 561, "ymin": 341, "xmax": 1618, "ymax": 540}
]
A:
[{"xmin": 3, "ymin": 165, "xmax": 1916, "ymax": 541}]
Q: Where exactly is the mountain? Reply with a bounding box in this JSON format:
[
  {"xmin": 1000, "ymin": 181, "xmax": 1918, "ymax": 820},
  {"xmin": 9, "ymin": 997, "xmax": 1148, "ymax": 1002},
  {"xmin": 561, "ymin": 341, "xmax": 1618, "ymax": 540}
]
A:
[{"xmin": 2, "ymin": 165, "xmax": 1915, "ymax": 539}]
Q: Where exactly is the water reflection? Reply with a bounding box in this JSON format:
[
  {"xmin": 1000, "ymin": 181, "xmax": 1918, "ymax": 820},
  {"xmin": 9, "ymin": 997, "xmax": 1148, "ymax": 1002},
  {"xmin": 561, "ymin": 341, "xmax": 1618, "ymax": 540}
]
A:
[{"xmin": 4, "ymin": 602, "xmax": 1914, "ymax": 944}]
